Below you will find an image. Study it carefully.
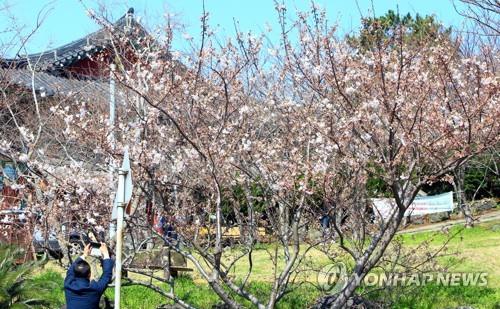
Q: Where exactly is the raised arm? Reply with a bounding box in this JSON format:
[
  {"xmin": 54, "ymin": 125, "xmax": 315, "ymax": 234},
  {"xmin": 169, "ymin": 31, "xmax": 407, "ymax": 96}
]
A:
[{"xmin": 93, "ymin": 243, "xmax": 114, "ymax": 293}]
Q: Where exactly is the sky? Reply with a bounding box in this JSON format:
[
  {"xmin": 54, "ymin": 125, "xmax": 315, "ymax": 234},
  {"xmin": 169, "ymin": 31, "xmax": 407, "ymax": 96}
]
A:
[{"xmin": 0, "ymin": 0, "xmax": 468, "ymax": 57}]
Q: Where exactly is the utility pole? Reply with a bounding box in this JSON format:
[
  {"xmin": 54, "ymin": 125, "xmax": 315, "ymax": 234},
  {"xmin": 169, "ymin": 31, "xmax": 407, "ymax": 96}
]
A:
[
  {"xmin": 109, "ymin": 63, "xmax": 117, "ymax": 240},
  {"xmin": 109, "ymin": 63, "xmax": 116, "ymax": 143}
]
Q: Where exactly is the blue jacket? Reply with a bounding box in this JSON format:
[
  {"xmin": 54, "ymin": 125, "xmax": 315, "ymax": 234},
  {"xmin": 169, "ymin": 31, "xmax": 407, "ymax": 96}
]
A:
[{"xmin": 64, "ymin": 257, "xmax": 114, "ymax": 309}]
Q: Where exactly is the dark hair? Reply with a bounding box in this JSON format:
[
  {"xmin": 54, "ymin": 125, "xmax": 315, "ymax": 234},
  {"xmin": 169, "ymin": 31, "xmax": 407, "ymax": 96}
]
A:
[{"xmin": 74, "ymin": 260, "xmax": 91, "ymax": 278}]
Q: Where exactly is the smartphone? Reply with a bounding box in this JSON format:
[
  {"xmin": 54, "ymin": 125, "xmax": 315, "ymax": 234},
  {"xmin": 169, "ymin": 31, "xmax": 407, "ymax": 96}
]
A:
[{"xmin": 89, "ymin": 242, "xmax": 102, "ymax": 257}]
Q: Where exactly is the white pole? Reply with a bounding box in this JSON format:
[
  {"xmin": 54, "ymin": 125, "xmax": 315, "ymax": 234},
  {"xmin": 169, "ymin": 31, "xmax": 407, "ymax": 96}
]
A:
[
  {"xmin": 114, "ymin": 169, "xmax": 126, "ymax": 309},
  {"xmin": 109, "ymin": 63, "xmax": 116, "ymax": 139},
  {"xmin": 109, "ymin": 63, "xmax": 117, "ymax": 239}
]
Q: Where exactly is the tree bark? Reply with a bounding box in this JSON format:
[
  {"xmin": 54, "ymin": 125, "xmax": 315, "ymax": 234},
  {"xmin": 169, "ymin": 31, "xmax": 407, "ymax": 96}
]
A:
[
  {"xmin": 328, "ymin": 207, "xmax": 406, "ymax": 308},
  {"xmin": 454, "ymin": 167, "xmax": 474, "ymax": 228}
]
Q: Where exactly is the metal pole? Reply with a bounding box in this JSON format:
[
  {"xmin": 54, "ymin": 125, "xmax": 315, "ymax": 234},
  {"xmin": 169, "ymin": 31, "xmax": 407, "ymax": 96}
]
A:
[
  {"xmin": 109, "ymin": 63, "xmax": 116, "ymax": 137},
  {"xmin": 109, "ymin": 63, "xmax": 117, "ymax": 239},
  {"xmin": 114, "ymin": 169, "xmax": 126, "ymax": 309}
]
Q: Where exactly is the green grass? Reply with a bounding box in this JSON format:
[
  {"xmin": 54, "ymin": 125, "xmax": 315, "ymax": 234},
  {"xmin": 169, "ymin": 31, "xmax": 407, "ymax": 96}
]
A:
[
  {"xmin": 367, "ymin": 284, "xmax": 500, "ymax": 309},
  {"xmin": 382, "ymin": 220, "xmax": 500, "ymax": 308},
  {"xmin": 399, "ymin": 220, "xmax": 500, "ymax": 289},
  {"xmin": 29, "ymin": 219, "xmax": 500, "ymax": 308},
  {"xmin": 29, "ymin": 271, "xmax": 66, "ymax": 306},
  {"xmin": 30, "ymin": 273, "xmax": 321, "ymax": 308},
  {"xmin": 400, "ymin": 220, "xmax": 500, "ymax": 248}
]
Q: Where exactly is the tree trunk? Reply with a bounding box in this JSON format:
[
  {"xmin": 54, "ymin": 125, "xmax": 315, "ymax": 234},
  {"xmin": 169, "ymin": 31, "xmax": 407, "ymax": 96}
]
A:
[
  {"xmin": 454, "ymin": 167, "xmax": 474, "ymax": 228},
  {"xmin": 328, "ymin": 207, "xmax": 406, "ymax": 308}
]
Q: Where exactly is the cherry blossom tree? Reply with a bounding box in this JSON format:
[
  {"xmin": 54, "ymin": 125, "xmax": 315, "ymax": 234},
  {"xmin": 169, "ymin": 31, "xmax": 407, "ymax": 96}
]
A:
[
  {"xmin": 1, "ymin": 3, "xmax": 498, "ymax": 308},
  {"xmin": 23, "ymin": 7, "xmax": 336, "ymax": 308},
  {"xmin": 80, "ymin": 4, "xmax": 497, "ymax": 306},
  {"xmin": 273, "ymin": 4, "xmax": 498, "ymax": 307}
]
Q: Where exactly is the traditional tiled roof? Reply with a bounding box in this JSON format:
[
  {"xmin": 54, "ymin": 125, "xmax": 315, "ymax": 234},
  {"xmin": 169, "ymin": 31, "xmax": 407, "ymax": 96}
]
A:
[
  {"xmin": 4, "ymin": 8, "xmax": 144, "ymax": 73},
  {"xmin": 1, "ymin": 68, "xmax": 109, "ymax": 100},
  {"xmin": 0, "ymin": 8, "xmax": 144, "ymax": 99}
]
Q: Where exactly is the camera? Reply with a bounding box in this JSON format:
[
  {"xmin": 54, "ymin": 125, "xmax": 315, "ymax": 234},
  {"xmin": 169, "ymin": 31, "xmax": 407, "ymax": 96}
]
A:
[{"xmin": 89, "ymin": 242, "xmax": 102, "ymax": 257}]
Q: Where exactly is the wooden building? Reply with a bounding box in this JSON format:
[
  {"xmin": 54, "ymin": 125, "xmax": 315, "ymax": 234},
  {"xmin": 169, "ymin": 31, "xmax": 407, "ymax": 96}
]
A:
[{"xmin": 0, "ymin": 8, "xmax": 148, "ymax": 258}]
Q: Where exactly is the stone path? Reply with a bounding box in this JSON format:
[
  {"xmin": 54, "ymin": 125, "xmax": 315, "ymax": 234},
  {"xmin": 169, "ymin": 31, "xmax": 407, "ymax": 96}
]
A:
[{"xmin": 399, "ymin": 209, "xmax": 500, "ymax": 234}]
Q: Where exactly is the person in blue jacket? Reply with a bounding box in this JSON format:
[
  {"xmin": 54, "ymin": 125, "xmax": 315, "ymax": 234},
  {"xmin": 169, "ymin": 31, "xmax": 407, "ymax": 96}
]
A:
[{"xmin": 64, "ymin": 243, "xmax": 114, "ymax": 309}]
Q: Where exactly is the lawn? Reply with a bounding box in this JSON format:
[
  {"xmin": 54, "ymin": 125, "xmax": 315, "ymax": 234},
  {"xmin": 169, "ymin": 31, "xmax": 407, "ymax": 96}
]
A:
[
  {"xmin": 31, "ymin": 220, "xmax": 500, "ymax": 308},
  {"xmin": 400, "ymin": 220, "xmax": 500, "ymax": 289}
]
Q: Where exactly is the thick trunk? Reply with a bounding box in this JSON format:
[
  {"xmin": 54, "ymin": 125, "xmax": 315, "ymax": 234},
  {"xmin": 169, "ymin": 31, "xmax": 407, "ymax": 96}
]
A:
[
  {"xmin": 329, "ymin": 208, "xmax": 406, "ymax": 308},
  {"xmin": 462, "ymin": 200, "xmax": 474, "ymax": 228}
]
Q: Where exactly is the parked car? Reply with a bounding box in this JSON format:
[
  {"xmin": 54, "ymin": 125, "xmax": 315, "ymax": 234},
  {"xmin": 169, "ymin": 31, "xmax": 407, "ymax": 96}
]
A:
[
  {"xmin": 33, "ymin": 226, "xmax": 64, "ymax": 259},
  {"xmin": 60, "ymin": 222, "xmax": 109, "ymax": 262},
  {"xmin": 0, "ymin": 209, "xmax": 108, "ymax": 261},
  {"xmin": 0, "ymin": 209, "xmax": 63, "ymax": 260}
]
